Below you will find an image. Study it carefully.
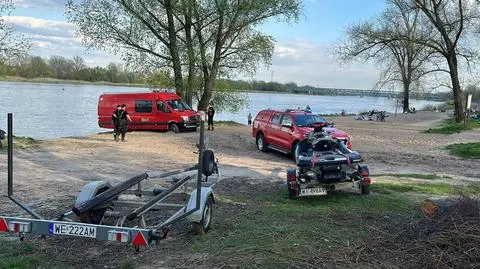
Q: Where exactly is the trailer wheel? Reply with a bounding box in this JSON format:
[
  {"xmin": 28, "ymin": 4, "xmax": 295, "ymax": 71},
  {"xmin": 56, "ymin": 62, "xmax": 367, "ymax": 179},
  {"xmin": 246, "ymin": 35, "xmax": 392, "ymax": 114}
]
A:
[
  {"xmin": 202, "ymin": 150, "xmax": 215, "ymax": 176},
  {"xmin": 169, "ymin": 123, "xmax": 180, "ymax": 133},
  {"xmin": 192, "ymin": 195, "xmax": 213, "ymax": 235}
]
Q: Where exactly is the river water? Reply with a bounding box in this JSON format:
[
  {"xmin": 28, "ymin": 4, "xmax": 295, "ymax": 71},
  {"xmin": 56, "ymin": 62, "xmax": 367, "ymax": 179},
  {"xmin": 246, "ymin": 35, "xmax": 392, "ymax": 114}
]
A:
[{"xmin": 0, "ymin": 81, "xmax": 442, "ymax": 139}]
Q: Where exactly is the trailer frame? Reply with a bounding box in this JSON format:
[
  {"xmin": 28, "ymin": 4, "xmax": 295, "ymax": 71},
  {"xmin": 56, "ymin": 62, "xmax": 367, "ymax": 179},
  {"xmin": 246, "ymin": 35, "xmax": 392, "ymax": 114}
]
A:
[{"xmin": 0, "ymin": 112, "xmax": 220, "ymax": 250}]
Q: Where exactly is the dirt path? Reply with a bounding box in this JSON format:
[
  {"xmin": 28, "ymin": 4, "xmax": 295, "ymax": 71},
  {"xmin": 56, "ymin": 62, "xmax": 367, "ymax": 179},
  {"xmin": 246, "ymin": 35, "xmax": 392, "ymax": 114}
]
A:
[{"xmin": 0, "ymin": 111, "xmax": 478, "ymax": 268}]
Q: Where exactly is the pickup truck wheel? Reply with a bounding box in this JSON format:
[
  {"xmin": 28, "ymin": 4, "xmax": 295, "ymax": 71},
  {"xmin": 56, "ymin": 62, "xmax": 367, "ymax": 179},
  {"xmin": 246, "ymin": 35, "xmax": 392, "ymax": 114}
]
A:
[
  {"xmin": 169, "ymin": 123, "xmax": 180, "ymax": 133},
  {"xmin": 256, "ymin": 134, "xmax": 268, "ymax": 152}
]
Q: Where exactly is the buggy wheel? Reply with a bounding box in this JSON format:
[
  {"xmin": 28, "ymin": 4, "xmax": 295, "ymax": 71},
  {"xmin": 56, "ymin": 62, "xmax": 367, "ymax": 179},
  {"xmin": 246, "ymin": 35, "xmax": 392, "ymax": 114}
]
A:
[
  {"xmin": 256, "ymin": 134, "xmax": 268, "ymax": 152},
  {"xmin": 169, "ymin": 123, "xmax": 180, "ymax": 133},
  {"xmin": 192, "ymin": 195, "xmax": 213, "ymax": 235},
  {"xmin": 287, "ymin": 168, "xmax": 297, "ymax": 199}
]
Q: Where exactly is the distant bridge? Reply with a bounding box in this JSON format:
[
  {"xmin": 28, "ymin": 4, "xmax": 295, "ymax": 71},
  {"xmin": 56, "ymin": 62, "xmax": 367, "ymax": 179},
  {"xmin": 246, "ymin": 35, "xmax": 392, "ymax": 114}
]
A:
[{"xmin": 303, "ymin": 88, "xmax": 449, "ymax": 101}]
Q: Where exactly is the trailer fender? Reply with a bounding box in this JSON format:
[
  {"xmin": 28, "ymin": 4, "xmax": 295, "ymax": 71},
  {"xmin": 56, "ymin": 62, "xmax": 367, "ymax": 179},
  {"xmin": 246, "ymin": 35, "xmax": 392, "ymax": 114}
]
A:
[
  {"xmin": 75, "ymin": 181, "xmax": 112, "ymax": 206},
  {"xmin": 185, "ymin": 187, "xmax": 214, "ymax": 223}
]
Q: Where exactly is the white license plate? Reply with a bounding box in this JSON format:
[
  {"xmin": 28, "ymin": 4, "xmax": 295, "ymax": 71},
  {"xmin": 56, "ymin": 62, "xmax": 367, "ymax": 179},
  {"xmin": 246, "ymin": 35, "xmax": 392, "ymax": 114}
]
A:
[
  {"xmin": 300, "ymin": 187, "xmax": 327, "ymax": 196},
  {"xmin": 52, "ymin": 223, "xmax": 97, "ymax": 238}
]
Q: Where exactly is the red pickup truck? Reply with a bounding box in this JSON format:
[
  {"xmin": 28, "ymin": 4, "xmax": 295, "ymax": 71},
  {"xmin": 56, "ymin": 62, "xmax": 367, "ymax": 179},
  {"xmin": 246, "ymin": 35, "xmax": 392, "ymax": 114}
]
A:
[{"xmin": 252, "ymin": 109, "xmax": 352, "ymax": 159}]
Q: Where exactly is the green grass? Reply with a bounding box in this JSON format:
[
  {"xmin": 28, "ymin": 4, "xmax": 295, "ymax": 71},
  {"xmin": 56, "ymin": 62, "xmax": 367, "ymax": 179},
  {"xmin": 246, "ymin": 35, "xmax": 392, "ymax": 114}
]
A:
[
  {"xmin": 373, "ymin": 182, "xmax": 480, "ymax": 196},
  {"xmin": 425, "ymin": 118, "xmax": 480, "ymax": 134},
  {"xmin": 0, "ymin": 238, "xmax": 65, "ymax": 269},
  {"xmin": 184, "ymin": 190, "xmax": 420, "ymax": 268},
  {"xmin": 374, "ymin": 173, "xmax": 452, "ymax": 180},
  {"xmin": 1, "ymin": 179, "xmax": 477, "ymax": 268},
  {"xmin": 446, "ymin": 142, "xmax": 480, "ymax": 159},
  {"xmin": 182, "ymin": 179, "xmax": 480, "ymax": 268},
  {"xmin": 0, "ymin": 136, "xmax": 40, "ymax": 153},
  {"xmin": 119, "ymin": 261, "xmax": 135, "ymax": 269}
]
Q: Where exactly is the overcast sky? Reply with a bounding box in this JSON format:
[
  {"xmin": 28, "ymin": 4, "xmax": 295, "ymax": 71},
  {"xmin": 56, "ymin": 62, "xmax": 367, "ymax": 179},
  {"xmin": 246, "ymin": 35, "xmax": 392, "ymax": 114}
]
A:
[{"xmin": 6, "ymin": 0, "xmax": 387, "ymax": 89}]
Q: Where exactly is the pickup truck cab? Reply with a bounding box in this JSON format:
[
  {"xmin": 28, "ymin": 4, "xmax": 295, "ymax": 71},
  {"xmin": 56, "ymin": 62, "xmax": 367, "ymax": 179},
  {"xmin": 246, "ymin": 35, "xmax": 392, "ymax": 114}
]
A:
[
  {"xmin": 98, "ymin": 90, "xmax": 199, "ymax": 133},
  {"xmin": 252, "ymin": 109, "xmax": 352, "ymax": 159}
]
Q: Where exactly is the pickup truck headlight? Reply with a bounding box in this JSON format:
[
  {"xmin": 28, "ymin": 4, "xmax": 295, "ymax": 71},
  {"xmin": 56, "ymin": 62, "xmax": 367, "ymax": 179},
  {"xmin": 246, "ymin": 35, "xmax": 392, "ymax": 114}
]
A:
[{"xmin": 181, "ymin": 116, "xmax": 189, "ymax": 122}]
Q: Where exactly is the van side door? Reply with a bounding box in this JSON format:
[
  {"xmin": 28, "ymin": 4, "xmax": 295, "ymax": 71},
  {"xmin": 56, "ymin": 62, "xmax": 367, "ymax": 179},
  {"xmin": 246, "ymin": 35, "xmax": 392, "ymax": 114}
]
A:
[
  {"xmin": 134, "ymin": 100, "xmax": 153, "ymax": 130},
  {"xmin": 155, "ymin": 100, "xmax": 171, "ymax": 130}
]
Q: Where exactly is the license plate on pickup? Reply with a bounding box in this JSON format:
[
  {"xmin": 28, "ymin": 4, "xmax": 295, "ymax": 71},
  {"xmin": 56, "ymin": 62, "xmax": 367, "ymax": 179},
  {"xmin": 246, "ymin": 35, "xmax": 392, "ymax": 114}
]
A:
[
  {"xmin": 300, "ymin": 187, "xmax": 327, "ymax": 196},
  {"xmin": 51, "ymin": 223, "xmax": 97, "ymax": 238}
]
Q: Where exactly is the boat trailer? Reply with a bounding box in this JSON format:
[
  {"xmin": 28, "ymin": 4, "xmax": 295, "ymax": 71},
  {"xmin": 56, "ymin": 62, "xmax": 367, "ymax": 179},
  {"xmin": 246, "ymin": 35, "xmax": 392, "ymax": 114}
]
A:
[{"xmin": 0, "ymin": 112, "xmax": 221, "ymax": 251}]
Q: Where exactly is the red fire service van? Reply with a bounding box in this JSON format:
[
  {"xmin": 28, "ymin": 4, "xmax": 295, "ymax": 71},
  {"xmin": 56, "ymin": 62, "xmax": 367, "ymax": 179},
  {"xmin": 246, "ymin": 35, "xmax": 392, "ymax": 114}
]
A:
[{"xmin": 98, "ymin": 90, "xmax": 200, "ymax": 133}]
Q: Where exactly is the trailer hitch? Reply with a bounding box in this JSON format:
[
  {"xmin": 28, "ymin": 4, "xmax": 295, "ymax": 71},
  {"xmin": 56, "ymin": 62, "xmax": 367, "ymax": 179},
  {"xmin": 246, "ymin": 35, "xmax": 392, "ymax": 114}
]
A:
[{"xmin": 150, "ymin": 227, "xmax": 171, "ymax": 244}]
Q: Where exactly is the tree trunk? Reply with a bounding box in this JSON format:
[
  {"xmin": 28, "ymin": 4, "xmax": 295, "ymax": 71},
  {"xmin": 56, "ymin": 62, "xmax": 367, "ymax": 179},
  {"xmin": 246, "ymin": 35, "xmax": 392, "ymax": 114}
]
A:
[
  {"xmin": 184, "ymin": 0, "xmax": 195, "ymax": 107},
  {"xmin": 447, "ymin": 54, "xmax": 465, "ymax": 123},
  {"xmin": 196, "ymin": 1, "xmax": 224, "ymax": 111},
  {"xmin": 165, "ymin": 0, "xmax": 184, "ymax": 98},
  {"xmin": 403, "ymin": 80, "xmax": 410, "ymax": 113},
  {"xmin": 198, "ymin": 68, "xmax": 218, "ymax": 111}
]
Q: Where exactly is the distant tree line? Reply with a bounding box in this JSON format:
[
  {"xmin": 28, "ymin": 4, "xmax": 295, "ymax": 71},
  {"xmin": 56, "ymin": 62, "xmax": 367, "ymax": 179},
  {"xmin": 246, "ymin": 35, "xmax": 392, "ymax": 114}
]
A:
[{"xmin": 0, "ymin": 54, "xmax": 145, "ymax": 84}]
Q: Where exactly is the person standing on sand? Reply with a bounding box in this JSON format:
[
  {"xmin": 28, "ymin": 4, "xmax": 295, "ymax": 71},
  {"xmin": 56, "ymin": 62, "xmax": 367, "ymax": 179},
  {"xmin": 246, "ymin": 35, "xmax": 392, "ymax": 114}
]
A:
[
  {"xmin": 207, "ymin": 105, "xmax": 215, "ymax": 131},
  {"xmin": 117, "ymin": 104, "xmax": 132, "ymax": 142},
  {"xmin": 112, "ymin": 104, "xmax": 122, "ymax": 141},
  {"xmin": 248, "ymin": 113, "xmax": 252, "ymax": 125}
]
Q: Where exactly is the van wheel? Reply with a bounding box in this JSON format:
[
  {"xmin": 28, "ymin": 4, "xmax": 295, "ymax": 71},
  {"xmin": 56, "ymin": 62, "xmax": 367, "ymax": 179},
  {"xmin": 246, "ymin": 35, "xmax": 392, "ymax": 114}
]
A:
[{"xmin": 169, "ymin": 123, "xmax": 180, "ymax": 133}]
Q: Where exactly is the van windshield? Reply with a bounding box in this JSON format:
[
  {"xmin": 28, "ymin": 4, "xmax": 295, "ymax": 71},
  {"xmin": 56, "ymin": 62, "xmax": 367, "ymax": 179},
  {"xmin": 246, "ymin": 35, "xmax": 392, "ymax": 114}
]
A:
[{"xmin": 167, "ymin": 99, "xmax": 191, "ymax": 111}]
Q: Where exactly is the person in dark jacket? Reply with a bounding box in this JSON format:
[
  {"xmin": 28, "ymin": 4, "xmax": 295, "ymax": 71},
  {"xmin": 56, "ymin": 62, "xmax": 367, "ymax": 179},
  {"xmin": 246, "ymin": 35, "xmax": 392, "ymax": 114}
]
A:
[
  {"xmin": 112, "ymin": 104, "xmax": 122, "ymax": 141},
  {"xmin": 305, "ymin": 105, "xmax": 312, "ymax": 113},
  {"xmin": 117, "ymin": 104, "xmax": 132, "ymax": 141},
  {"xmin": 207, "ymin": 105, "xmax": 215, "ymax": 131}
]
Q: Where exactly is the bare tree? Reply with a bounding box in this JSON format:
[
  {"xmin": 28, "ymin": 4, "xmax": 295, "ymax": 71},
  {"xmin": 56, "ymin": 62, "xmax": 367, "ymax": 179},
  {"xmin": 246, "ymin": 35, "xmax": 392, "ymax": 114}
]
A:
[
  {"xmin": 337, "ymin": 0, "xmax": 433, "ymax": 113},
  {"xmin": 49, "ymin": 55, "xmax": 75, "ymax": 79},
  {"xmin": 0, "ymin": 0, "xmax": 30, "ymax": 61},
  {"xmin": 72, "ymin": 56, "xmax": 86, "ymax": 72},
  {"xmin": 407, "ymin": 0, "xmax": 480, "ymax": 122}
]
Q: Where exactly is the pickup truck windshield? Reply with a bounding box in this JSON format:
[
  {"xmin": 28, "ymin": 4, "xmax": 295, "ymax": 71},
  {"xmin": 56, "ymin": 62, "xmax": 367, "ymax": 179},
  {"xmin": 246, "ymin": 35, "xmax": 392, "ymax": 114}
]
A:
[
  {"xmin": 294, "ymin": 115, "xmax": 328, "ymax": 127},
  {"xmin": 167, "ymin": 99, "xmax": 191, "ymax": 111}
]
